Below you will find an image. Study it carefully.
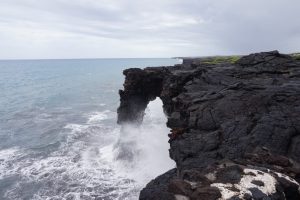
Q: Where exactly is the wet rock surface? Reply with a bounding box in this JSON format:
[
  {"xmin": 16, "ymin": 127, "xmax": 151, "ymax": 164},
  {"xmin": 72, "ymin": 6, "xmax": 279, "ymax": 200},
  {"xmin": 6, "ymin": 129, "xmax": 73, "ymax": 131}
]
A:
[{"xmin": 117, "ymin": 51, "xmax": 300, "ymax": 199}]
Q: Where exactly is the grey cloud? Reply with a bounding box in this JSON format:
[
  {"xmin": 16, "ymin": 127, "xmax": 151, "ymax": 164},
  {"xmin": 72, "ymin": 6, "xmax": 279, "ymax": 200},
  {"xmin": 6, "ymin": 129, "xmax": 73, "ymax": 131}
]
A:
[{"xmin": 0, "ymin": 0, "xmax": 299, "ymax": 58}]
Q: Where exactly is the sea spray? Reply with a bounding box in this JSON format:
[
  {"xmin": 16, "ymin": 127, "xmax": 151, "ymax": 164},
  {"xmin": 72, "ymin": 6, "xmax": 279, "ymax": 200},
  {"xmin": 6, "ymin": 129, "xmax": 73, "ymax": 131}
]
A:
[{"xmin": 112, "ymin": 98, "xmax": 175, "ymax": 185}]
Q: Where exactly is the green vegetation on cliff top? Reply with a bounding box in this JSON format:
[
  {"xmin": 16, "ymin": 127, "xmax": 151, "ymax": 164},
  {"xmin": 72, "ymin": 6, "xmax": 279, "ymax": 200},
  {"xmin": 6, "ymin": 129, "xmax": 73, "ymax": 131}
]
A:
[
  {"xmin": 180, "ymin": 52, "xmax": 300, "ymax": 65},
  {"xmin": 197, "ymin": 52, "xmax": 300, "ymax": 65},
  {"xmin": 201, "ymin": 55, "xmax": 241, "ymax": 64},
  {"xmin": 291, "ymin": 53, "xmax": 300, "ymax": 61}
]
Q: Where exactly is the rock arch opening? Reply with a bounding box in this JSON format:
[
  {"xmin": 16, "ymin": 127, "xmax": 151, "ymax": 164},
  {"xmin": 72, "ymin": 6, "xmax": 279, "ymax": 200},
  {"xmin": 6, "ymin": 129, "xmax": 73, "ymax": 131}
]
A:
[{"xmin": 115, "ymin": 97, "xmax": 175, "ymax": 184}]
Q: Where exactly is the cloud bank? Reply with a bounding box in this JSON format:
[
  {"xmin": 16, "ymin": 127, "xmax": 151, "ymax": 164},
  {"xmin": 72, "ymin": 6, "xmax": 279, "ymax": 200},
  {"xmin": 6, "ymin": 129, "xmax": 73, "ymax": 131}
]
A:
[{"xmin": 0, "ymin": 0, "xmax": 299, "ymax": 59}]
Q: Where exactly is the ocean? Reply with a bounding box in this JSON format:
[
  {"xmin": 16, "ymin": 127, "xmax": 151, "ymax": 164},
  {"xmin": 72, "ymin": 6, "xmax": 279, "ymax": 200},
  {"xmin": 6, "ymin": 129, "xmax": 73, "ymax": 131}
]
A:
[{"xmin": 0, "ymin": 58, "xmax": 181, "ymax": 200}]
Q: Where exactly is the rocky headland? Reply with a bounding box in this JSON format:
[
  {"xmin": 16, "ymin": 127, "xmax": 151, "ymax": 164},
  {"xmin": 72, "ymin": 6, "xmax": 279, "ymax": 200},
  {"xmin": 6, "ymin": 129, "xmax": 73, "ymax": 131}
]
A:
[{"xmin": 117, "ymin": 51, "xmax": 300, "ymax": 200}]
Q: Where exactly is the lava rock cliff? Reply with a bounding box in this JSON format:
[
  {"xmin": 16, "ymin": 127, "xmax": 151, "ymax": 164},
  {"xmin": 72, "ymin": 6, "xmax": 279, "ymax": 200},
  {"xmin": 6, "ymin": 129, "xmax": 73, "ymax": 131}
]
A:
[{"xmin": 117, "ymin": 51, "xmax": 300, "ymax": 200}]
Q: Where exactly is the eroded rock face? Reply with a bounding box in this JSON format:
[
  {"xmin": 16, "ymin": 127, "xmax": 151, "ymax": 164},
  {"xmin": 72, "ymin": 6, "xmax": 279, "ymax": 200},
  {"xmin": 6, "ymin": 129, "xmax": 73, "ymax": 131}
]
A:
[
  {"xmin": 117, "ymin": 67, "xmax": 168, "ymax": 124},
  {"xmin": 117, "ymin": 51, "xmax": 300, "ymax": 199}
]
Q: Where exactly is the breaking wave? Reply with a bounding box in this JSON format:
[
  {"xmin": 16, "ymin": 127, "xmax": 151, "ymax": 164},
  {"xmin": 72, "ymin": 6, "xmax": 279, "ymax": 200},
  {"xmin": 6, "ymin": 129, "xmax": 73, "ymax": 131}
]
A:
[{"xmin": 0, "ymin": 99, "xmax": 174, "ymax": 200}]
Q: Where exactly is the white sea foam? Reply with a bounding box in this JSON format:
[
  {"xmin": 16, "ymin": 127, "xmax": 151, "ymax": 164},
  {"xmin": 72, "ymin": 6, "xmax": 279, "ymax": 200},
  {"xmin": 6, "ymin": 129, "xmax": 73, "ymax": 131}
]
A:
[
  {"xmin": 87, "ymin": 110, "xmax": 113, "ymax": 124},
  {"xmin": 1, "ymin": 100, "xmax": 173, "ymax": 199},
  {"xmin": 0, "ymin": 147, "xmax": 24, "ymax": 179},
  {"xmin": 1, "ymin": 111, "xmax": 136, "ymax": 199}
]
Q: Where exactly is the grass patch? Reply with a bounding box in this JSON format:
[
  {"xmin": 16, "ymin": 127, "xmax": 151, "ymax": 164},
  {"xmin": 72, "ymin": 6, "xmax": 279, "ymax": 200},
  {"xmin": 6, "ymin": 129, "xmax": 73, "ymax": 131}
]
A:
[
  {"xmin": 201, "ymin": 55, "xmax": 241, "ymax": 65},
  {"xmin": 291, "ymin": 53, "xmax": 300, "ymax": 61}
]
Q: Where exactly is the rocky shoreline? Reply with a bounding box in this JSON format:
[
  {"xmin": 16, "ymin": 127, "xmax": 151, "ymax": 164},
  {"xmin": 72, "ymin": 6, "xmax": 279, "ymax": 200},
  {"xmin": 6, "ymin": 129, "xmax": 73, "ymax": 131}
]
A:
[{"xmin": 117, "ymin": 51, "xmax": 300, "ymax": 200}]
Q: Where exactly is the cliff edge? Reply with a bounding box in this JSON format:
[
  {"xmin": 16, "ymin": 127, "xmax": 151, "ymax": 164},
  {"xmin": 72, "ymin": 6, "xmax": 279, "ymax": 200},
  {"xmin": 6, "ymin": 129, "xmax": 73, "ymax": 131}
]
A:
[{"xmin": 117, "ymin": 51, "xmax": 300, "ymax": 200}]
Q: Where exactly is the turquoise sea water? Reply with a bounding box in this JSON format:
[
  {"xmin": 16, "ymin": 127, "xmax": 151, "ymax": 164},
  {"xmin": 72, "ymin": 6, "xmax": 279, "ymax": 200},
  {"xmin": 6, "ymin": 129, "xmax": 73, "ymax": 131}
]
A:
[{"xmin": 0, "ymin": 58, "xmax": 180, "ymax": 200}]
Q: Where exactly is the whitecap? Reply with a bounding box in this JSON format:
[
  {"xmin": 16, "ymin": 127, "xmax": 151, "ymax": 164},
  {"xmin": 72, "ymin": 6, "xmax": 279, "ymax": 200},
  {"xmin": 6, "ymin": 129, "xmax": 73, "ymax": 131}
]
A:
[
  {"xmin": 0, "ymin": 147, "xmax": 25, "ymax": 179},
  {"xmin": 87, "ymin": 110, "xmax": 111, "ymax": 124}
]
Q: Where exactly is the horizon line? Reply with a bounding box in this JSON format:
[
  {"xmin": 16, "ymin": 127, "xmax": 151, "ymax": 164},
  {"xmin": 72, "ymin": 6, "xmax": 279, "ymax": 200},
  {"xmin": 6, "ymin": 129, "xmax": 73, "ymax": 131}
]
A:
[{"xmin": 0, "ymin": 57, "xmax": 184, "ymax": 61}]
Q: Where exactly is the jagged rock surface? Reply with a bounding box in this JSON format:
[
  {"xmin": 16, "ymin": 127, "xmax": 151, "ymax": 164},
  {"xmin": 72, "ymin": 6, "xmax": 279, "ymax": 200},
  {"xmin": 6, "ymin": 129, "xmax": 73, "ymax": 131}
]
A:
[{"xmin": 117, "ymin": 51, "xmax": 300, "ymax": 200}]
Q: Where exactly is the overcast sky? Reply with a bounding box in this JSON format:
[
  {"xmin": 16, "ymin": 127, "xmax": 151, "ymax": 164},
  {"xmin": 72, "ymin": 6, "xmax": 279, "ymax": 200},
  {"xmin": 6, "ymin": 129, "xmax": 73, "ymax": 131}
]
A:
[{"xmin": 0, "ymin": 0, "xmax": 300, "ymax": 59}]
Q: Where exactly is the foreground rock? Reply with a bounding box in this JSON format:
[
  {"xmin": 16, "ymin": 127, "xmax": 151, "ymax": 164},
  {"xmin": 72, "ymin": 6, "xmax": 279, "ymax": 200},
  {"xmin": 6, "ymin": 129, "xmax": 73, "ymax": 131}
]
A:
[{"xmin": 117, "ymin": 51, "xmax": 300, "ymax": 199}]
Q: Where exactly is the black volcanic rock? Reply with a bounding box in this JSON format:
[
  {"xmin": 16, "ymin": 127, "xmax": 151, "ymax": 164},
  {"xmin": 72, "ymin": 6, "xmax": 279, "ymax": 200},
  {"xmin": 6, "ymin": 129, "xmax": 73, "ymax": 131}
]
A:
[
  {"xmin": 117, "ymin": 67, "xmax": 168, "ymax": 125},
  {"xmin": 117, "ymin": 51, "xmax": 300, "ymax": 199}
]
